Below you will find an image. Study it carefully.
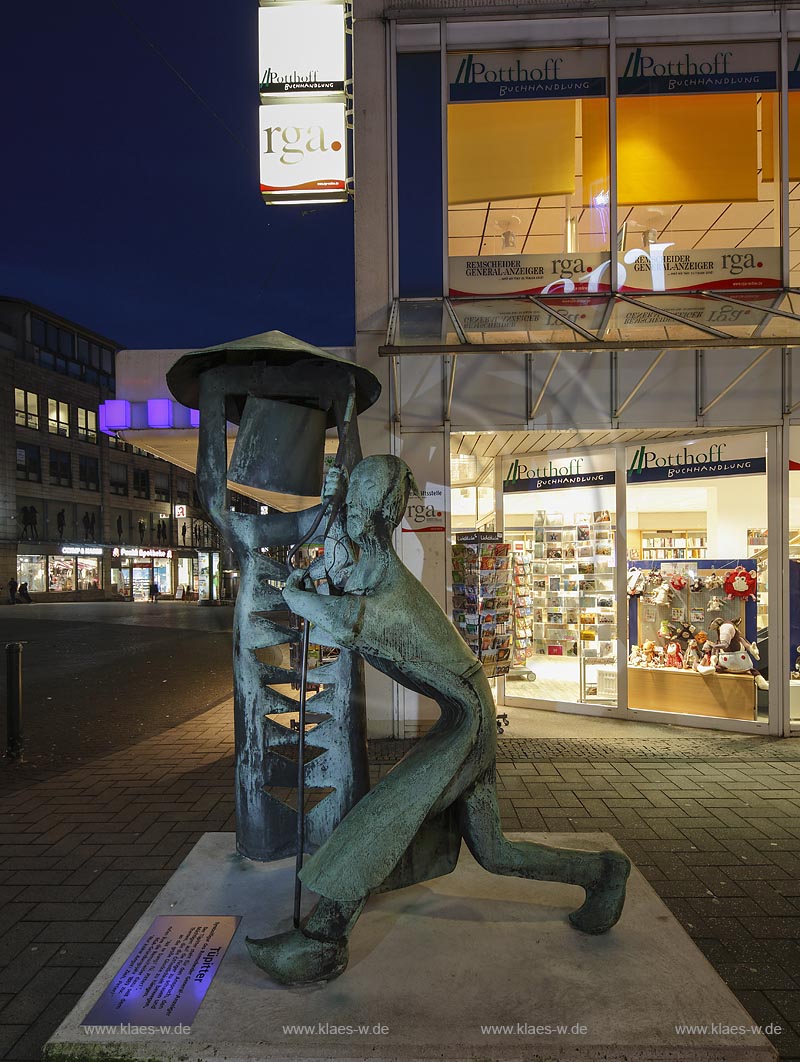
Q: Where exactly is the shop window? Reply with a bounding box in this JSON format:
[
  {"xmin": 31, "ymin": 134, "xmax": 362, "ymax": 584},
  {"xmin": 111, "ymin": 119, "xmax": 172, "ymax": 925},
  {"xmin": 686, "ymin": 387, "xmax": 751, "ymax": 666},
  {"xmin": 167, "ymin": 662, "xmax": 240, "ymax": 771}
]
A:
[
  {"xmin": 498, "ymin": 453, "xmax": 618, "ymax": 708},
  {"xmin": 49, "ymin": 449, "xmax": 72, "ymax": 487},
  {"xmin": 79, "ymin": 455, "xmax": 99, "ymax": 492},
  {"xmin": 603, "ymin": 41, "xmax": 781, "ymax": 292},
  {"xmin": 16, "ymin": 442, "xmax": 41, "ymax": 482},
  {"xmin": 31, "ymin": 314, "xmax": 74, "ymax": 357},
  {"xmin": 77, "ymin": 557, "xmax": 101, "ymax": 591},
  {"xmin": 133, "ymin": 468, "xmax": 150, "ymax": 499},
  {"xmin": 176, "ymin": 476, "xmax": 190, "ymax": 504},
  {"xmin": 154, "ymin": 472, "xmax": 170, "ymax": 502},
  {"xmin": 77, "ymin": 337, "xmax": 90, "ymax": 364},
  {"xmin": 626, "ymin": 432, "xmax": 768, "ymax": 722},
  {"xmin": 16, "ymin": 555, "xmax": 46, "ymax": 593},
  {"xmin": 47, "ymin": 398, "xmax": 70, "ymax": 437},
  {"xmin": 110, "ymin": 461, "xmax": 128, "ymax": 496},
  {"xmin": 786, "ymin": 43, "xmax": 800, "ymax": 284},
  {"xmin": 15, "ymin": 388, "xmax": 39, "ymax": 429},
  {"xmin": 77, "ymin": 407, "xmax": 97, "ymax": 443},
  {"xmin": 49, "ymin": 555, "xmax": 75, "ymax": 592},
  {"xmin": 446, "ymin": 47, "xmax": 610, "ymax": 297}
]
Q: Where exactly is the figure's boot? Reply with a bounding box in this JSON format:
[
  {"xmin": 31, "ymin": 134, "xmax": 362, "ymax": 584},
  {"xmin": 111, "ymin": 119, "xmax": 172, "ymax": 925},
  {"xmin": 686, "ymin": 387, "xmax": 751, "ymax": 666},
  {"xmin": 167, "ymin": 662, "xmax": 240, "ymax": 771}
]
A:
[
  {"xmin": 568, "ymin": 849, "xmax": 631, "ymax": 935},
  {"xmin": 246, "ymin": 897, "xmax": 365, "ymax": 986}
]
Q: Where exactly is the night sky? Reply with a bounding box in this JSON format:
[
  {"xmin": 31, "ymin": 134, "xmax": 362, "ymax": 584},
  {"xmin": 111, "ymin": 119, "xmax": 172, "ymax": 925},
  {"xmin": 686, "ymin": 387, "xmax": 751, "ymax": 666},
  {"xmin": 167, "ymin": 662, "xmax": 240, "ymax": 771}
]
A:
[{"xmin": 1, "ymin": 1, "xmax": 355, "ymax": 350}]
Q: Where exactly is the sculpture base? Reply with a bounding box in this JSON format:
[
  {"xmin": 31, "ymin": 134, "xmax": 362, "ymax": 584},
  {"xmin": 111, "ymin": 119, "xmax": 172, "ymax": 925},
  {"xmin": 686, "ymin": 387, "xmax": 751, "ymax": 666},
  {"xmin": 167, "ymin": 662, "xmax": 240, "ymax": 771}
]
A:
[{"xmin": 44, "ymin": 832, "xmax": 775, "ymax": 1062}]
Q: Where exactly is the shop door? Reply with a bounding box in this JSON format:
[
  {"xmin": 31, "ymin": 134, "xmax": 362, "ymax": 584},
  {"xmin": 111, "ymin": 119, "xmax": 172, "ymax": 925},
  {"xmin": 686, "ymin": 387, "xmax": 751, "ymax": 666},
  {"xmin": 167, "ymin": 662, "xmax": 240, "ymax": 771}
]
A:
[{"xmin": 132, "ymin": 563, "xmax": 152, "ymax": 601}]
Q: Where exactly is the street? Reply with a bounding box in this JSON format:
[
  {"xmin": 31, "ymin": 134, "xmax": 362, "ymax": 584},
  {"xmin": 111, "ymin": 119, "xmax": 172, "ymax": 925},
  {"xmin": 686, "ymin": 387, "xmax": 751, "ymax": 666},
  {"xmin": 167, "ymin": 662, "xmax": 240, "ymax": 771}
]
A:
[{"xmin": 0, "ymin": 602, "xmax": 233, "ymax": 775}]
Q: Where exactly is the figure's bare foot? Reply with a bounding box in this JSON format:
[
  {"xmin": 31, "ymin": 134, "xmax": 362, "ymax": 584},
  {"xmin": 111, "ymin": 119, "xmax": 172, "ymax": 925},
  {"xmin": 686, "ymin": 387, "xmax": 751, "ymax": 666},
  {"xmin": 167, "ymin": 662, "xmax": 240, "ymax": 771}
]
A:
[
  {"xmin": 569, "ymin": 850, "xmax": 630, "ymax": 935},
  {"xmin": 245, "ymin": 928, "xmax": 349, "ymax": 985}
]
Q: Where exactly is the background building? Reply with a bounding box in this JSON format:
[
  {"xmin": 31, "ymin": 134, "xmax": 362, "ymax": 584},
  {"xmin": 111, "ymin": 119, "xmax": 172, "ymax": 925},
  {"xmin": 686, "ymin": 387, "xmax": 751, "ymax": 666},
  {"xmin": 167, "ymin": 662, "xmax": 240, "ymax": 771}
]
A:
[{"xmin": 0, "ymin": 297, "xmax": 223, "ymax": 602}]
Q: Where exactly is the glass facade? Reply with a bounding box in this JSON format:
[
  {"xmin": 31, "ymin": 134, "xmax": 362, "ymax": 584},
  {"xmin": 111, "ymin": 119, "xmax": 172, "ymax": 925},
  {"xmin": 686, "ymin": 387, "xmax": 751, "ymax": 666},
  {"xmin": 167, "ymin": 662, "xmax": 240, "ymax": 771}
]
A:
[{"xmin": 16, "ymin": 555, "xmax": 46, "ymax": 593}]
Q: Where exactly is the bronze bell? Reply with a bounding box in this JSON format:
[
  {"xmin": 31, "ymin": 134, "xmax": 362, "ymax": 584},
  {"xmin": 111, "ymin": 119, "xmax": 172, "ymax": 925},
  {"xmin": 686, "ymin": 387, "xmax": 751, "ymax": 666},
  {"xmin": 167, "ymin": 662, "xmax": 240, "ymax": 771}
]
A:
[{"xmin": 228, "ymin": 396, "xmax": 327, "ymax": 497}]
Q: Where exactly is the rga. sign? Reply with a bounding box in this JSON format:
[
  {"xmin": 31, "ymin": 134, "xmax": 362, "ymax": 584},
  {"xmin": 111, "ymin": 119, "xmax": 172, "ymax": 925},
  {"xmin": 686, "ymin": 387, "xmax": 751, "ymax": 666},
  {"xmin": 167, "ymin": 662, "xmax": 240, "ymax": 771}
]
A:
[{"xmin": 259, "ymin": 102, "xmax": 346, "ymax": 203}]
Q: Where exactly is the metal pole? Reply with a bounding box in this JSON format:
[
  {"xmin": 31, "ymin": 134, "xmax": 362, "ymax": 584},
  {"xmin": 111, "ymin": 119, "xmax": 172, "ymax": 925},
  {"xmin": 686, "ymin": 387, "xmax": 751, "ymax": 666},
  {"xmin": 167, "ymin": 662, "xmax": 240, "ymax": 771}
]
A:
[
  {"xmin": 5, "ymin": 642, "xmax": 24, "ymax": 761},
  {"xmin": 293, "ymin": 618, "xmax": 312, "ymax": 928}
]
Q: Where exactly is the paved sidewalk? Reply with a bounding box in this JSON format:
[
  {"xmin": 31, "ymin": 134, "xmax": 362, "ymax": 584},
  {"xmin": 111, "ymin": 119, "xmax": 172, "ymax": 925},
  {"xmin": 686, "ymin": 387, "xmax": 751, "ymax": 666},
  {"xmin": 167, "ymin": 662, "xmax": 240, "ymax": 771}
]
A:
[{"xmin": 1, "ymin": 703, "xmax": 799, "ymax": 1059}]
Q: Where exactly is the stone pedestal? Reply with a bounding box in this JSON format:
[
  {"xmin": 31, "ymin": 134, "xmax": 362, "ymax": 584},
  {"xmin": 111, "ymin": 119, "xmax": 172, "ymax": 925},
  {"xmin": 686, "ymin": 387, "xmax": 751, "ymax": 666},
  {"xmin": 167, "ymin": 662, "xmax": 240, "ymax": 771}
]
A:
[{"xmin": 44, "ymin": 831, "xmax": 776, "ymax": 1061}]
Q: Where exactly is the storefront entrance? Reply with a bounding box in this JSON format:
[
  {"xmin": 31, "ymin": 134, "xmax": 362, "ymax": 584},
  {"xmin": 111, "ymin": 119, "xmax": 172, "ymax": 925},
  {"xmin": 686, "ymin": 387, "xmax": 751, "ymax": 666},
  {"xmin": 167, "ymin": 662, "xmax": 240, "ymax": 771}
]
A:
[{"xmin": 450, "ymin": 426, "xmax": 786, "ymax": 734}]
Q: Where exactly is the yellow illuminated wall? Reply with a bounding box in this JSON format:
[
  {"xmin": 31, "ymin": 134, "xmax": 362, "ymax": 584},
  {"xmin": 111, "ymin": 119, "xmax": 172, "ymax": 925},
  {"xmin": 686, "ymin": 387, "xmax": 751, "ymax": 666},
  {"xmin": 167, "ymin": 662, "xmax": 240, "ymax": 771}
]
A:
[
  {"xmin": 761, "ymin": 94, "xmax": 795, "ymax": 181},
  {"xmin": 447, "ymin": 99, "xmax": 576, "ymax": 204},
  {"xmin": 584, "ymin": 93, "xmax": 759, "ymax": 204}
]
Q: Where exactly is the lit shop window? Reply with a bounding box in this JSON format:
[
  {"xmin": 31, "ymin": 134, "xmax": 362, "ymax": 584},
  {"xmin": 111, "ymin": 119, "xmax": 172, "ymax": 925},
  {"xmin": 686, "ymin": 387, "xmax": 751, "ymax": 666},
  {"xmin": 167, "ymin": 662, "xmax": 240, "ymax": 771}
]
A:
[
  {"xmin": 47, "ymin": 399, "xmax": 70, "ymax": 437},
  {"xmin": 77, "ymin": 407, "xmax": 97, "ymax": 443},
  {"xmin": 787, "ymin": 44, "xmax": 800, "ymax": 285},
  {"xmin": 77, "ymin": 557, "xmax": 101, "ymax": 590},
  {"xmin": 15, "ymin": 389, "xmax": 39, "ymax": 429},
  {"xmin": 604, "ymin": 41, "xmax": 781, "ymax": 292},
  {"xmin": 49, "ymin": 556, "xmax": 75, "ymax": 592},
  {"xmin": 16, "ymin": 555, "xmax": 46, "ymax": 593},
  {"xmin": 446, "ymin": 47, "xmax": 610, "ymax": 295},
  {"xmin": 49, "ymin": 449, "xmax": 72, "ymax": 488}
]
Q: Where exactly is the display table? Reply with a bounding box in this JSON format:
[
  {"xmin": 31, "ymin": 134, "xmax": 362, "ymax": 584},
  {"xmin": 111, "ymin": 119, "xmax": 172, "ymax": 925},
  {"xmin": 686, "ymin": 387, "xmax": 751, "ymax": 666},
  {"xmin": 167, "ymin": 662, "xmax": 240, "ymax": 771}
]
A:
[{"xmin": 628, "ymin": 666, "xmax": 757, "ymax": 720}]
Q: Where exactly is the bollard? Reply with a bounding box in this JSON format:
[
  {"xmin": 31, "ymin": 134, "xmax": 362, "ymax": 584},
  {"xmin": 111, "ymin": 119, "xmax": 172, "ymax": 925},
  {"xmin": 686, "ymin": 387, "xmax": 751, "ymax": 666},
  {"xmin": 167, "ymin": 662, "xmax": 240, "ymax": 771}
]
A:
[{"xmin": 5, "ymin": 642, "xmax": 24, "ymax": 761}]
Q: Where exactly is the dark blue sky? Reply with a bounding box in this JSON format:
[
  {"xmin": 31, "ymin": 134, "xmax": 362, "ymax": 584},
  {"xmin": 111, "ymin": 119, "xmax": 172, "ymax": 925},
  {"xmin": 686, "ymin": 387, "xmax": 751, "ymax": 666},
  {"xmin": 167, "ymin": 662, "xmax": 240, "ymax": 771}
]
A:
[{"xmin": 1, "ymin": 2, "xmax": 355, "ymax": 350}]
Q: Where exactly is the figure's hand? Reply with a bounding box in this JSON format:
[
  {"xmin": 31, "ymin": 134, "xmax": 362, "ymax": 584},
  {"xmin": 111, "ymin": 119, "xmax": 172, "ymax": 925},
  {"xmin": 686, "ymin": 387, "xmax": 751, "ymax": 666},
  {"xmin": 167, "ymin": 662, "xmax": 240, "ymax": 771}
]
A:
[
  {"xmin": 322, "ymin": 464, "xmax": 348, "ymax": 505},
  {"xmin": 284, "ymin": 567, "xmax": 314, "ymax": 595}
]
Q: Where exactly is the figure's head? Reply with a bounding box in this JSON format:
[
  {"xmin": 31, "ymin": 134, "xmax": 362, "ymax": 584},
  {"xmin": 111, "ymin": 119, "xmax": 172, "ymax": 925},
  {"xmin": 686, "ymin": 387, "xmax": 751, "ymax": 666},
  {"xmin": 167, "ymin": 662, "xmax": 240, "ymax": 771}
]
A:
[{"xmin": 345, "ymin": 455, "xmax": 419, "ymax": 544}]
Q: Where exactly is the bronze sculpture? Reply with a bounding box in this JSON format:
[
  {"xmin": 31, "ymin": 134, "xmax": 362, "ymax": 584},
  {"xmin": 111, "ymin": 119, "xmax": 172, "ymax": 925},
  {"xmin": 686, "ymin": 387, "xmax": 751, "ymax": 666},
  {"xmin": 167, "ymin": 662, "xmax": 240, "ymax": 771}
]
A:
[{"xmin": 246, "ymin": 455, "xmax": 631, "ymax": 985}]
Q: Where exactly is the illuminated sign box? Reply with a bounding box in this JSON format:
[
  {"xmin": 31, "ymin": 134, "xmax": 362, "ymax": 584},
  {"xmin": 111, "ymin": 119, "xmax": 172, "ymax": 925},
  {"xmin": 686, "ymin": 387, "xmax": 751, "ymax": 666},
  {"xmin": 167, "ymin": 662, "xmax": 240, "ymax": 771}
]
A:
[
  {"xmin": 259, "ymin": 3, "xmax": 345, "ymax": 97},
  {"xmin": 259, "ymin": 101, "xmax": 347, "ymax": 204}
]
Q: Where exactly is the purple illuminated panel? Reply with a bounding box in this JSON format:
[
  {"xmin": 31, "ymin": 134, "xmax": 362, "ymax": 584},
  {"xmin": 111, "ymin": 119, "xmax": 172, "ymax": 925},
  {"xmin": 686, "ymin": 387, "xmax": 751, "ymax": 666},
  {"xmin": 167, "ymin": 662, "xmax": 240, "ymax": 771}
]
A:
[
  {"xmin": 98, "ymin": 404, "xmax": 111, "ymax": 436},
  {"xmin": 82, "ymin": 915, "xmax": 240, "ymax": 1027},
  {"xmin": 190, "ymin": 408, "xmax": 200, "ymax": 428},
  {"xmin": 103, "ymin": 400, "xmax": 132, "ymax": 431},
  {"xmin": 147, "ymin": 398, "xmax": 174, "ymax": 428}
]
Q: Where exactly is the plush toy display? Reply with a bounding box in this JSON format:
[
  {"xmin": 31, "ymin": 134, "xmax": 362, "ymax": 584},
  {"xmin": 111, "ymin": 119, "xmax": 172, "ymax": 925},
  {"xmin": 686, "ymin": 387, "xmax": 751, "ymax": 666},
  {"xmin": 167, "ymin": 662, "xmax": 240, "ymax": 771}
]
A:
[
  {"xmin": 683, "ymin": 638, "xmax": 703, "ymax": 671},
  {"xmin": 690, "ymin": 576, "xmax": 705, "ymax": 593},
  {"xmin": 706, "ymin": 595, "xmax": 723, "ymax": 612},
  {"xmin": 704, "ymin": 571, "xmax": 724, "ymax": 590},
  {"xmin": 652, "ymin": 581, "xmax": 673, "ymax": 606},
  {"xmin": 664, "ymin": 641, "xmax": 683, "ymax": 667},
  {"xmin": 723, "ymin": 566, "xmax": 757, "ymax": 601},
  {"xmin": 658, "ymin": 619, "xmax": 673, "ymax": 639},
  {"xmin": 629, "ymin": 644, "xmax": 644, "ymax": 666},
  {"xmin": 642, "ymin": 640, "xmax": 657, "ymax": 665},
  {"xmin": 627, "ymin": 569, "xmax": 646, "ymax": 596},
  {"xmin": 672, "ymin": 619, "xmax": 697, "ymax": 643},
  {"xmin": 669, "ymin": 573, "xmax": 687, "ymax": 591}
]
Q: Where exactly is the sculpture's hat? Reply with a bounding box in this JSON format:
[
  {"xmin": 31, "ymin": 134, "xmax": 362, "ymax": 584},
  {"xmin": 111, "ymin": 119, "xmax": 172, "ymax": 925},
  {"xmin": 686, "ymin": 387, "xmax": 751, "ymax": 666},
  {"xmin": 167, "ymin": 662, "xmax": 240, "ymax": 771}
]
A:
[{"xmin": 166, "ymin": 329, "xmax": 381, "ymax": 424}]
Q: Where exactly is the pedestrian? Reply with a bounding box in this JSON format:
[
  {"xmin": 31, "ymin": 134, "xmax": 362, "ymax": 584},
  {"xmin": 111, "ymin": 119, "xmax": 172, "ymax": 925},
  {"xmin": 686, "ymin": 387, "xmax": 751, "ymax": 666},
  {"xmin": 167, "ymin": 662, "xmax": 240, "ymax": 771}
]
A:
[
  {"xmin": 89, "ymin": 512, "xmax": 96, "ymax": 542},
  {"xmin": 116, "ymin": 514, "xmax": 123, "ymax": 543},
  {"xmin": 7, "ymin": 576, "xmax": 18, "ymax": 604},
  {"xmin": 57, "ymin": 509, "xmax": 66, "ymax": 541},
  {"xmin": 149, "ymin": 579, "xmax": 159, "ymax": 603},
  {"xmin": 17, "ymin": 581, "xmax": 31, "ymax": 603}
]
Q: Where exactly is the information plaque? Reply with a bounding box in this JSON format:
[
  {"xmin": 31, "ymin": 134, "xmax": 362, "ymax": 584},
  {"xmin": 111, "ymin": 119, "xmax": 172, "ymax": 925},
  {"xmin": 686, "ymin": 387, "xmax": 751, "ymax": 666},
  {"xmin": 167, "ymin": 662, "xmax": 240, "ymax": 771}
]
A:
[{"xmin": 82, "ymin": 916, "xmax": 240, "ymax": 1028}]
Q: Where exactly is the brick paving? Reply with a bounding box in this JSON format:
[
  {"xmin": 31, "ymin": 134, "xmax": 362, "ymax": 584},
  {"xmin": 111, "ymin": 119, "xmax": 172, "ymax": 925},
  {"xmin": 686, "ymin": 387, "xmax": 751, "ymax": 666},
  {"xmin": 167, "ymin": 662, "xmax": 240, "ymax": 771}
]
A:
[{"xmin": 1, "ymin": 705, "xmax": 800, "ymax": 1059}]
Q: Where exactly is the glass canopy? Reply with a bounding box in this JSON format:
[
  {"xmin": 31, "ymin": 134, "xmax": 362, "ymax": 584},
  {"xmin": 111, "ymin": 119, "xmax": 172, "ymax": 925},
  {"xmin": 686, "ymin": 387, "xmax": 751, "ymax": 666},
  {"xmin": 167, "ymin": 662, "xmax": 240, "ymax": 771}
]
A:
[{"xmin": 382, "ymin": 290, "xmax": 800, "ymax": 354}]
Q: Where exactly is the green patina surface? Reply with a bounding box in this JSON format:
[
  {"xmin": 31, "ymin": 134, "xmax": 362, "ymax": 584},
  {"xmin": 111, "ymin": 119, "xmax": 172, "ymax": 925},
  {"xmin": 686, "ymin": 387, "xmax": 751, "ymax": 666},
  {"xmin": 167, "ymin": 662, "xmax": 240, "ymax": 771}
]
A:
[{"xmin": 246, "ymin": 455, "xmax": 632, "ymax": 985}]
